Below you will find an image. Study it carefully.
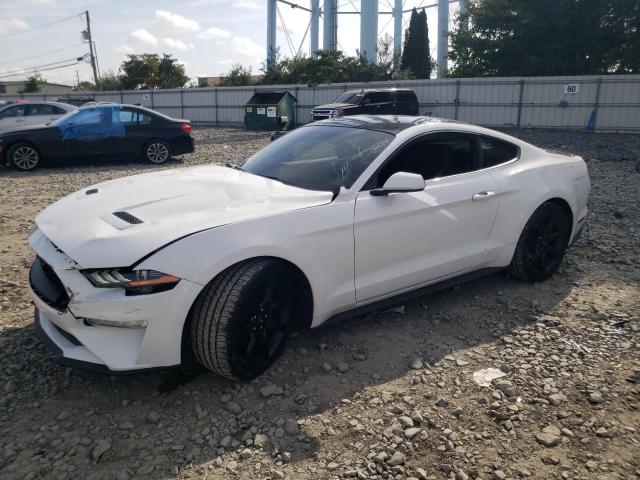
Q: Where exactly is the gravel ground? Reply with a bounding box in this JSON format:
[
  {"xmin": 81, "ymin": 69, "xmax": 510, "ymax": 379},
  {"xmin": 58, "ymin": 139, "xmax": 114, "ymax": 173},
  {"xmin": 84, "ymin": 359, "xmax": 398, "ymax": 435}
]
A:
[{"xmin": 0, "ymin": 127, "xmax": 639, "ymax": 480}]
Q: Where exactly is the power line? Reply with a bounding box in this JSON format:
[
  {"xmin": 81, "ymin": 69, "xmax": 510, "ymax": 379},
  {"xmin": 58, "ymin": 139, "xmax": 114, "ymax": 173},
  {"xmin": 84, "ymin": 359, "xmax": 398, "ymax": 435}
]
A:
[
  {"xmin": 0, "ymin": 56, "xmax": 85, "ymax": 78},
  {"xmin": 0, "ymin": 43, "xmax": 84, "ymax": 67},
  {"xmin": 0, "ymin": 61, "xmax": 81, "ymax": 80},
  {"xmin": 0, "ymin": 12, "xmax": 85, "ymax": 40}
]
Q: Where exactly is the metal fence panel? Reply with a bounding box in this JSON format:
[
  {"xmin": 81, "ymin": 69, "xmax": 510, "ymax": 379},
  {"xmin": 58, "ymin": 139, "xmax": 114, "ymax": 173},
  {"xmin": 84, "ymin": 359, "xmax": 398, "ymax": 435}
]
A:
[{"xmin": 2, "ymin": 74, "xmax": 639, "ymax": 131}]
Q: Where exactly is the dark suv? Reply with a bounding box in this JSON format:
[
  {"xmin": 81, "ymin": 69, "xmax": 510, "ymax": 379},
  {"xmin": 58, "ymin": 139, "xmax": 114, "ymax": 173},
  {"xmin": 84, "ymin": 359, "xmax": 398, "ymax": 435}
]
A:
[{"xmin": 310, "ymin": 88, "xmax": 419, "ymax": 121}]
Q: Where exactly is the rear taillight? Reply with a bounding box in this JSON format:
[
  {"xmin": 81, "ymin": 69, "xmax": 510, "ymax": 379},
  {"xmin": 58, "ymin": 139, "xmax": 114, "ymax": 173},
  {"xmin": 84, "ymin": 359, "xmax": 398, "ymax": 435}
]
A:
[{"xmin": 181, "ymin": 123, "xmax": 192, "ymax": 135}]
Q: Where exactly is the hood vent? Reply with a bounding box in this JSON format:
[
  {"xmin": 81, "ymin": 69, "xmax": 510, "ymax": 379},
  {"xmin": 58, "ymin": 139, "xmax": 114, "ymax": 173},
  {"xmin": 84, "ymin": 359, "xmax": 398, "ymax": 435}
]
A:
[{"xmin": 113, "ymin": 211, "xmax": 143, "ymax": 225}]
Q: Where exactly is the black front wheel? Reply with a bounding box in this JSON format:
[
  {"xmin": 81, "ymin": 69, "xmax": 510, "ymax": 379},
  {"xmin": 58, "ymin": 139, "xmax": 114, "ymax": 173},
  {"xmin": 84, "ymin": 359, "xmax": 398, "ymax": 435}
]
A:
[
  {"xmin": 190, "ymin": 259, "xmax": 295, "ymax": 380},
  {"xmin": 510, "ymin": 202, "xmax": 571, "ymax": 282},
  {"xmin": 8, "ymin": 143, "xmax": 40, "ymax": 171}
]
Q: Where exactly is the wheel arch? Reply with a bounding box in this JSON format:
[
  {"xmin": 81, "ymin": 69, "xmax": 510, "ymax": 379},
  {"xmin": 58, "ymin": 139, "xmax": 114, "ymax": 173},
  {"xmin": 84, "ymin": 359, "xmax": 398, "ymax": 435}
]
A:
[
  {"xmin": 546, "ymin": 197, "xmax": 574, "ymax": 232},
  {"xmin": 180, "ymin": 255, "xmax": 314, "ymax": 362},
  {"xmin": 4, "ymin": 139, "xmax": 41, "ymax": 164}
]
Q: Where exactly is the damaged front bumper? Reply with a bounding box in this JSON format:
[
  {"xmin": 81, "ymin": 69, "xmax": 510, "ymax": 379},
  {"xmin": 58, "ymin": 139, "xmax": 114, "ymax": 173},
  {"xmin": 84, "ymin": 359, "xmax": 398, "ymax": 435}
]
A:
[{"xmin": 28, "ymin": 228, "xmax": 202, "ymax": 374}]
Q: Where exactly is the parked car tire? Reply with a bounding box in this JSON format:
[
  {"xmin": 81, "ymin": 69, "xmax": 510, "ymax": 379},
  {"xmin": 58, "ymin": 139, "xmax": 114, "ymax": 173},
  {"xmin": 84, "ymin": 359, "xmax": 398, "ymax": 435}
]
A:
[
  {"xmin": 143, "ymin": 139, "xmax": 171, "ymax": 164},
  {"xmin": 190, "ymin": 259, "xmax": 295, "ymax": 380},
  {"xmin": 510, "ymin": 202, "xmax": 570, "ymax": 282},
  {"xmin": 8, "ymin": 142, "xmax": 40, "ymax": 171}
]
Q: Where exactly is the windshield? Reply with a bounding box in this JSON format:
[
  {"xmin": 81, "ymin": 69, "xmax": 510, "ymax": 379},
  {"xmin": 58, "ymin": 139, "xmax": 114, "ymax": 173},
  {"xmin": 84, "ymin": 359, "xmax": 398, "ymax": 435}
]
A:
[
  {"xmin": 333, "ymin": 92, "xmax": 363, "ymax": 105},
  {"xmin": 242, "ymin": 125, "xmax": 393, "ymax": 191}
]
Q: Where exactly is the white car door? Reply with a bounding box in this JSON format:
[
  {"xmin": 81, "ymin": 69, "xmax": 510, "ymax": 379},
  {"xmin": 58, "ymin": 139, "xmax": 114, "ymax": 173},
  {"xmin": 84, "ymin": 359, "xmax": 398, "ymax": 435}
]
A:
[
  {"xmin": 354, "ymin": 133, "xmax": 500, "ymax": 303},
  {"xmin": 0, "ymin": 104, "xmax": 27, "ymax": 132},
  {"xmin": 25, "ymin": 104, "xmax": 65, "ymax": 127}
]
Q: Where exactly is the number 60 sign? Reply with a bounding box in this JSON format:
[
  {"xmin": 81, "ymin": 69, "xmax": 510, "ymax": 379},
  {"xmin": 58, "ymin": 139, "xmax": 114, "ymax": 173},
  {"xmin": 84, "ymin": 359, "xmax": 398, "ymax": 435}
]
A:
[{"xmin": 564, "ymin": 84, "xmax": 580, "ymax": 94}]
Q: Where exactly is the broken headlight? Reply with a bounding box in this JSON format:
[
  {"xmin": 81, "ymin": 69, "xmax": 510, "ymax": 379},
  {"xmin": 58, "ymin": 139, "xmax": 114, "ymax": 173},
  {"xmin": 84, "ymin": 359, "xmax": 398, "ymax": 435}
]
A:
[{"xmin": 82, "ymin": 268, "xmax": 180, "ymax": 295}]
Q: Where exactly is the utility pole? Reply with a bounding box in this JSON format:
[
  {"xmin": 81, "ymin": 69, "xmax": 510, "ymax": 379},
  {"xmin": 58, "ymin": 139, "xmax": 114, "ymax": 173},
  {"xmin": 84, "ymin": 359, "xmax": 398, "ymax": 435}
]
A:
[
  {"xmin": 75, "ymin": 70, "xmax": 80, "ymax": 89},
  {"xmin": 84, "ymin": 10, "xmax": 99, "ymax": 86}
]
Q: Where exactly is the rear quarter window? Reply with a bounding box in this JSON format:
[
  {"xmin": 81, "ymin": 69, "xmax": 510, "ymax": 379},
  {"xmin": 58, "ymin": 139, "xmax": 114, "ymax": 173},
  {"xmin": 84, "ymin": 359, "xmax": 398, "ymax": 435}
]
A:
[
  {"xmin": 397, "ymin": 91, "xmax": 417, "ymax": 102},
  {"xmin": 480, "ymin": 136, "xmax": 519, "ymax": 168}
]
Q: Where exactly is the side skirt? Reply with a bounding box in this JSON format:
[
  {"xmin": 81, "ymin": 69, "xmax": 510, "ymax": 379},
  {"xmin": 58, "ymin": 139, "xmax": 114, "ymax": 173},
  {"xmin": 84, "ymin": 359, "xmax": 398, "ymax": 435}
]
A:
[{"xmin": 326, "ymin": 267, "xmax": 504, "ymax": 324}]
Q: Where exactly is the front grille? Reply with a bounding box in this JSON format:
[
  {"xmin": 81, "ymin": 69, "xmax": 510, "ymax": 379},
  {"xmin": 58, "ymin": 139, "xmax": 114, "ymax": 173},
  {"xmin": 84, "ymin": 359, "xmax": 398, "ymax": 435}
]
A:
[
  {"xmin": 30, "ymin": 257, "xmax": 70, "ymax": 311},
  {"xmin": 113, "ymin": 211, "xmax": 143, "ymax": 224}
]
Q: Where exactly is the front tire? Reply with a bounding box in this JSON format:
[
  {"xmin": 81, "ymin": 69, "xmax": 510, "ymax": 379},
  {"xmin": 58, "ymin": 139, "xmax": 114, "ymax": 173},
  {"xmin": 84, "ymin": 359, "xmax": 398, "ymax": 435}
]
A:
[
  {"xmin": 8, "ymin": 143, "xmax": 40, "ymax": 171},
  {"xmin": 190, "ymin": 259, "xmax": 295, "ymax": 380},
  {"xmin": 510, "ymin": 202, "xmax": 571, "ymax": 282},
  {"xmin": 144, "ymin": 139, "xmax": 171, "ymax": 164}
]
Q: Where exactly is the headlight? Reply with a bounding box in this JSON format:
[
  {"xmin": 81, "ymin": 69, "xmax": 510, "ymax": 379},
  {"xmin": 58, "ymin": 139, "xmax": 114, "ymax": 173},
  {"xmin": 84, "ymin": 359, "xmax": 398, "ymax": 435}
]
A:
[
  {"xmin": 330, "ymin": 110, "xmax": 343, "ymax": 118},
  {"xmin": 82, "ymin": 268, "xmax": 180, "ymax": 295}
]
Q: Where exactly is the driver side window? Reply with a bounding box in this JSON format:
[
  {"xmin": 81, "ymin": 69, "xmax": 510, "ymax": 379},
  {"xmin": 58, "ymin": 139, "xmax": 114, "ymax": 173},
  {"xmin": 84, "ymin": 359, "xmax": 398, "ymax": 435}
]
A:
[{"xmin": 372, "ymin": 134, "xmax": 478, "ymax": 188}]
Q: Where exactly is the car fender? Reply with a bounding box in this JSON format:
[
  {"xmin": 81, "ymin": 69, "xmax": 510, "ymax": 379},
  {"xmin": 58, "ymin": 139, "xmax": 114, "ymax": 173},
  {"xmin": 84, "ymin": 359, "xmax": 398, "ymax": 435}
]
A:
[
  {"xmin": 135, "ymin": 198, "xmax": 358, "ymax": 328},
  {"xmin": 483, "ymin": 153, "xmax": 588, "ymax": 267}
]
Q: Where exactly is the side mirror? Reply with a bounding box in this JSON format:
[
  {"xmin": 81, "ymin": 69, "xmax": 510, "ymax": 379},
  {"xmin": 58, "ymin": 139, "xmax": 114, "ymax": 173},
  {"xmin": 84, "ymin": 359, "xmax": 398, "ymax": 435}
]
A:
[{"xmin": 370, "ymin": 172, "xmax": 425, "ymax": 196}]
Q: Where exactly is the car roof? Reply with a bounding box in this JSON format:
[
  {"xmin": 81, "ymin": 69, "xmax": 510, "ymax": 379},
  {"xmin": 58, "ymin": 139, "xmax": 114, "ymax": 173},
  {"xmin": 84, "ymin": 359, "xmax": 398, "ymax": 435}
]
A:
[
  {"xmin": 309, "ymin": 115, "xmax": 467, "ymax": 134},
  {"xmin": 310, "ymin": 114, "xmax": 539, "ymax": 153},
  {"xmin": 0, "ymin": 100, "xmax": 75, "ymax": 110},
  {"xmin": 341, "ymin": 88, "xmax": 415, "ymax": 94}
]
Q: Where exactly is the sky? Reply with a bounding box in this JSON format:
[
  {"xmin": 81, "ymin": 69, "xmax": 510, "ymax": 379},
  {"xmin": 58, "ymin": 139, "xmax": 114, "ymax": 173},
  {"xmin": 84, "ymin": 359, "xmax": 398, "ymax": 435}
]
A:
[{"xmin": 0, "ymin": 0, "xmax": 460, "ymax": 87}]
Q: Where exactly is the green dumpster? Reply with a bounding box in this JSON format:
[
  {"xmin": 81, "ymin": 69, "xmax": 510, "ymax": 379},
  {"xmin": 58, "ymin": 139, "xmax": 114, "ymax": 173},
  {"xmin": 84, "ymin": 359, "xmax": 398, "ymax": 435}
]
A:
[{"xmin": 244, "ymin": 91, "xmax": 296, "ymax": 131}]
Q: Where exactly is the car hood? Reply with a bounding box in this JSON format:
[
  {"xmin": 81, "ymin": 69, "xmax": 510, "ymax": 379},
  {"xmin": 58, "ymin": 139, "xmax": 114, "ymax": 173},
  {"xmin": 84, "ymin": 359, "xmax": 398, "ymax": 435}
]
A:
[
  {"xmin": 0, "ymin": 125, "xmax": 53, "ymax": 137},
  {"xmin": 313, "ymin": 103, "xmax": 359, "ymax": 110},
  {"xmin": 34, "ymin": 165, "xmax": 333, "ymax": 268}
]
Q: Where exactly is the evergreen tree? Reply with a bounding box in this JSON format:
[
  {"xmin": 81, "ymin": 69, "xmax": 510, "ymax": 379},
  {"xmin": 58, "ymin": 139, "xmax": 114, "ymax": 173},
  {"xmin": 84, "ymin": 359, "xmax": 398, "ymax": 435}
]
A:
[{"xmin": 401, "ymin": 8, "xmax": 432, "ymax": 79}]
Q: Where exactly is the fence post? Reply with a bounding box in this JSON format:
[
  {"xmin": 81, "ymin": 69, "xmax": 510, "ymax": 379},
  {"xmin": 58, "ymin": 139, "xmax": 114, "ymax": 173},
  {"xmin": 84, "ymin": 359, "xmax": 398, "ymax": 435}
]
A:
[
  {"xmin": 214, "ymin": 88, "xmax": 218, "ymax": 125},
  {"xmin": 150, "ymin": 90, "xmax": 155, "ymax": 109},
  {"xmin": 180, "ymin": 89, "xmax": 184, "ymax": 119},
  {"xmin": 454, "ymin": 80, "xmax": 461, "ymax": 120},
  {"xmin": 294, "ymin": 86, "xmax": 299, "ymax": 125},
  {"xmin": 592, "ymin": 78, "xmax": 602, "ymax": 131},
  {"xmin": 516, "ymin": 79, "xmax": 525, "ymax": 128}
]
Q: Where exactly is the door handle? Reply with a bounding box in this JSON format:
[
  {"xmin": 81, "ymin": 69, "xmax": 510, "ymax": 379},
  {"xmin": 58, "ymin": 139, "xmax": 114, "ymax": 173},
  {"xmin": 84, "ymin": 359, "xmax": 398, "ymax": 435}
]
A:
[{"xmin": 472, "ymin": 191, "xmax": 496, "ymax": 201}]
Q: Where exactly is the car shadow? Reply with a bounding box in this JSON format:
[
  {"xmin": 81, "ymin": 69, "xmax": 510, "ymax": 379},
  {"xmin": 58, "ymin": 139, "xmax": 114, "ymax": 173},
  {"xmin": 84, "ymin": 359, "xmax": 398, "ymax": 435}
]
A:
[{"xmin": 0, "ymin": 261, "xmax": 592, "ymax": 479}]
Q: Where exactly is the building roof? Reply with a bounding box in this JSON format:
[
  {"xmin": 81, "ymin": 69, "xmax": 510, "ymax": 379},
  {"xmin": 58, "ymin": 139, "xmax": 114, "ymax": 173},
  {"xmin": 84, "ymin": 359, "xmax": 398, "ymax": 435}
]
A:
[{"xmin": 0, "ymin": 80, "xmax": 73, "ymax": 87}]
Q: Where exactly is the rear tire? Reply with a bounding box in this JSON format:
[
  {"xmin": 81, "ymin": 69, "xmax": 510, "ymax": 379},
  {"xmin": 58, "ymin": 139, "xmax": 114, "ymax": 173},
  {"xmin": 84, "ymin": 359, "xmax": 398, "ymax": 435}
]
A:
[
  {"xmin": 190, "ymin": 259, "xmax": 295, "ymax": 380},
  {"xmin": 8, "ymin": 143, "xmax": 40, "ymax": 171},
  {"xmin": 143, "ymin": 139, "xmax": 171, "ymax": 164},
  {"xmin": 510, "ymin": 202, "xmax": 571, "ymax": 282}
]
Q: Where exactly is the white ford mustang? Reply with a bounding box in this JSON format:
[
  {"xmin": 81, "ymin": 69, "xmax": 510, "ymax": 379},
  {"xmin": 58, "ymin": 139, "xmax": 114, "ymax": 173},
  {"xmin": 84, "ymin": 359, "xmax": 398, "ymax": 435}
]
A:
[{"xmin": 28, "ymin": 116, "xmax": 590, "ymax": 379}]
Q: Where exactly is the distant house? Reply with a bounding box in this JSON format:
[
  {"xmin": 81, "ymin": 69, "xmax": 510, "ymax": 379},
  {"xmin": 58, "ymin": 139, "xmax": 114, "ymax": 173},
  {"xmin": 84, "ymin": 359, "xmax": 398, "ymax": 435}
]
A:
[
  {"xmin": 0, "ymin": 81, "xmax": 73, "ymax": 95},
  {"xmin": 198, "ymin": 75, "xmax": 263, "ymax": 87}
]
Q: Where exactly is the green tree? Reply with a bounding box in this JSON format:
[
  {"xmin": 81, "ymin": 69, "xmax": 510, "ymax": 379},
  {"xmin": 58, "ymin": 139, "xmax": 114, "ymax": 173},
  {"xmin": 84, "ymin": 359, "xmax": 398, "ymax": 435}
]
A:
[
  {"xmin": 219, "ymin": 64, "xmax": 254, "ymax": 86},
  {"xmin": 258, "ymin": 39, "xmax": 410, "ymax": 86},
  {"xmin": 449, "ymin": 0, "xmax": 640, "ymax": 77},
  {"xmin": 157, "ymin": 55, "xmax": 189, "ymax": 89},
  {"xmin": 97, "ymin": 70, "xmax": 122, "ymax": 91},
  {"xmin": 119, "ymin": 54, "xmax": 188, "ymax": 90},
  {"xmin": 401, "ymin": 9, "xmax": 431, "ymax": 78},
  {"xmin": 19, "ymin": 74, "xmax": 43, "ymax": 93}
]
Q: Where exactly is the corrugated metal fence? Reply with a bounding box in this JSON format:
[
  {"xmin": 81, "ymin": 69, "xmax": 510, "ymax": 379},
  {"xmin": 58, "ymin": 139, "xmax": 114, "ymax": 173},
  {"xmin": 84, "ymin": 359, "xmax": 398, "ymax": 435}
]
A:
[{"xmin": 3, "ymin": 74, "xmax": 639, "ymax": 132}]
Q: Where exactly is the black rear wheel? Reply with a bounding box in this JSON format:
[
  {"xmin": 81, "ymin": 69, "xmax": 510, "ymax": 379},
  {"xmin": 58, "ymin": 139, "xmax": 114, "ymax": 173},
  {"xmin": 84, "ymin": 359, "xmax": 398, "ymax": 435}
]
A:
[
  {"xmin": 144, "ymin": 139, "xmax": 171, "ymax": 164},
  {"xmin": 510, "ymin": 202, "xmax": 571, "ymax": 282},
  {"xmin": 190, "ymin": 259, "xmax": 295, "ymax": 380}
]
